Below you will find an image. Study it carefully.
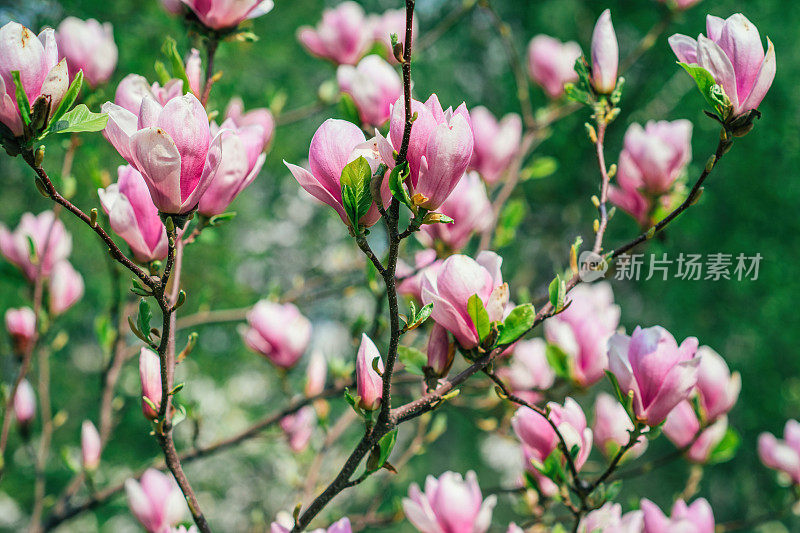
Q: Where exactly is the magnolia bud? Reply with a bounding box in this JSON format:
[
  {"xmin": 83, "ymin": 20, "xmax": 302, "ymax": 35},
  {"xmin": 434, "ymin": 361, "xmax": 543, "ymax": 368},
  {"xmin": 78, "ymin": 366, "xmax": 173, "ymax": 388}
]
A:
[
  {"xmin": 81, "ymin": 420, "xmax": 102, "ymax": 471},
  {"xmin": 356, "ymin": 334, "xmax": 383, "ymax": 411},
  {"xmin": 426, "ymin": 324, "xmax": 455, "ymax": 378},
  {"xmin": 590, "ymin": 10, "xmax": 619, "ymax": 94}
]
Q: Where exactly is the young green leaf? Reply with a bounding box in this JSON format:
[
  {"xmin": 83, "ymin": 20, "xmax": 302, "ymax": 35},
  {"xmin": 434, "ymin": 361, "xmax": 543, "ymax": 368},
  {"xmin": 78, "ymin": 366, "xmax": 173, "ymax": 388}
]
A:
[
  {"xmin": 375, "ymin": 428, "xmax": 397, "ymax": 470},
  {"xmin": 388, "ymin": 162, "xmax": 413, "ymax": 209},
  {"xmin": 48, "ymin": 104, "xmax": 108, "ymax": 135},
  {"xmin": 11, "ymin": 71, "xmax": 31, "ymax": 126},
  {"xmin": 137, "ymin": 298, "xmax": 153, "ymax": 342},
  {"xmin": 678, "ymin": 62, "xmax": 730, "ymax": 117},
  {"xmin": 338, "ymin": 92, "xmax": 360, "ymax": 125},
  {"xmin": 340, "ymin": 156, "xmax": 373, "ymax": 228},
  {"xmin": 163, "ymin": 37, "xmax": 192, "ymax": 95},
  {"xmin": 467, "ymin": 294, "xmax": 490, "ymax": 343},
  {"xmin": 548, "ymin": 274, "xmax": 566, "ymax": 312},
  {"xmin": 49, "ymin": 70, "xmax": 83, "ymax": 126},
  {"xmin": 708, "ymin": 427, "xmax": 740, "ymax": 464},
  {"xmin": 497, "ymin": 303, "xmax": 535, "ymax": 345},
  {"xmin": 397, "ymin": 346, "xmax": 427, "ymax": 376},
  {"xmin": 546, "ymin": 343, "xmax": 571, "ymax": 379}
]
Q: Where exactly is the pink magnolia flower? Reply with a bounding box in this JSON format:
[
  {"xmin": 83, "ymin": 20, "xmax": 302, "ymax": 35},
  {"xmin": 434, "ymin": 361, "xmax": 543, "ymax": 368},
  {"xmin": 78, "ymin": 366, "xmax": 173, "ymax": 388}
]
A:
[
  {"xmin": 759, "ymin": 420, "xmax": 800, "ymax": 484},
  {"xmin": 591, "ymin": 9, "xmax": 618, "ymax": 94},
  {"xmin": 280, "ymin": 405, "xmax": 316, "ymax": 453},
  {"xmin": 641, "ymin": 498, "xmax": 715, "ymax": 533},
  {"xmin": 421, "ymin": 251, "xmax": 508, "ymax": 349},
  {"xmin": 81, "ymin": 420, "xmax": 101, "ymax": 471},
  {"xmin": 55, "ymin": 17, "xmax": 117, "ymax": 87},
  {"xmin": 5, "ymin": 307, "xmax": 36, "ymax": 354},
  {"xmin": 225, "ymin": 97, "xmax": 275, "ymax": 150},
  {"xmin": 102, "ymin": 93, "xmax": 224, "ymax": 215},
  {"xmin": 197, "ymin": 118, "xmax": 267, "ymax": 216},
  {"xmin": 527, "ymin": 35, "xmax": 582, "ymax": 99},
  {"xmin": 608, "ymin": 183, "xmax": 651, "ymax": 227},
  {"xmin": 663, "ymin": 400, "xmax": 728, "ymax": 463},
  {"xmin": 368, "ymin": 8, "xmax": 419, "ymax": 62},
  {"xmin": 695, "ymin": 346, "xmax": 740, "ymax": 422},
  {"xmin": 305, "ymin": 351, "xmax": 327, "ymax": 397},
  {"xmin": 99, "ymin": 165, "xmax": 168, "ymax": 263},
  {"xmin": 498, "ymin": 339, "xmax": 556, "ymax": 404},
  {"xmin": 244, "ymin": 300, "xmax": 312, "ymax": 369},
  {"xmin": 592, "ymin": 392, "xmax": 648, "ymax": 460},
  {"xmin": 544, "ymin": 281, "xmax": 620, "ymax": 387},
  {"xmin": 578, "ymin": 502, "xmax": 644, "ymax": 533},
  {"xmin": 356, "ymin": 333, "xmax": 383, "ymax": 411},
  {"xmin": 182, "ymin": 0, "xmax": 274, "ymax": 30},
  {"xmin": 0, "ymin": 211, "xmax": 72, "ymax": 281},
  {"xmin": 13, "ymin": 379, "xmax": 36, "ymax": 425},
  {"xmin": 397, "ymin": 249, "xmax": 442, "ymax": 302},
  {"xmin": 506, "ymin": 524, "xmax": 523, "ymax": 533},
  {"xmin": 125, "ymin": 469, "xmax": 187, "ymax": 533},
  {"xmin": 511, "ymin": 397, "xmax": 593, "ymax": 472},
  {"xmin": 402, "ymin": 471, "xmax": 496, "ymax": 533},
  {"xmin": 48, "ymin": 260, "xmax": 84, "ymax": 315},
  {"xmin": 607, "ymin": 325, "xmax": 700, "ymax": 426},
  {"xmin": 139, "ymin": 348, "xmax": 162, "ymax": 420},
  {"xmin": 271, "ymin": 517, "xmax": 351, "ymax": 533},
  {"xmin": 468, "ymin": 107, "xmax": 522, "ymax": 185},
  {"xmin": 419, "ymin": 171, "xmax": 491, "ymax": 252},
  {"xmin": 284, "ymin": 119, "xmax": 390, "ymax": 228},
  {"xmin": 614, "ymin": 120, "xmax": 693, "ymax": 195},
  {"xmin": 385, "ymin": 94, "xmax": 474, "ymax": 210},
  {"xmin": 113, "ymin": 74, "xmax": 180, "ymax": 115},
  {"xmin": 0, "ymin": 22, "xmax": 68, "ymax": 136},
  {"xmin": 298, "ymin": 2, "xmax": 372, "ymax": 65},
  {"xmin": 669, "ymin": 14, "xmax": 776, "ymax": 117},
  {"xmin": 426, "ymin": 323, "xmax": 455, "ymax": 378},
  {"xmin": 337, "ymin": 55, "xmax": 402, "ymax": 127}
]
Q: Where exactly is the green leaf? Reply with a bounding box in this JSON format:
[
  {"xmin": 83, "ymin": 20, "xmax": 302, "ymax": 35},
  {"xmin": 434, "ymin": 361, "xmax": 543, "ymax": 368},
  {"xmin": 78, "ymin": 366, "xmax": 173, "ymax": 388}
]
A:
[
  {"xmin": 404, "ymin": 302, "xmax": 433, "ymax": 331},
  {"xmin": 338, "ymin": 92, "xmax": 361, "ymax": 125},
  {"xmin": 548, "ymin": 274, "xmax": 566, "ymax": 312},
  {"xmin": 677, "ymin": 62, "xmax": 730, "ymax": 117},
  {"xmin": 494, "ymin": 199, "xmax": 526, "ymax": 248},
  {"xmin": 154, "ymin": 61, "xmax": 171, "ymax": 86},
  {"xmin": 497, "ymin": 303, "xmax": 535, "ymax": 345},
  {"xmin": 11, "ymin": 71, "xmax": 31, "ymax": 126},
  {"xmin": 376, "ymin": 429, "xmax": 397, "ymax": 469},
  {"xmin": 546, "ymin": 343, "xmax": 571, "ymax": 379},
  {"xmin": 521, "ymin": 157, "xmax": 558, "ymax": 181},
  {"xmin": 388, "ymin": 162, "xmax": 413, "ymax": 209},
  {"xmin": 137, "ymin": 298, "xmax": 153, "ymax": 342},
  {"xmin": 533, "ymin": 449, "xmax": 566, "ymax": 485},
  {"xmin": 49, "ymin": 70, "xmax": 83, "ymax": 127},
  {"xmin": 563, "ymin": 83, "xmax": 593, "ymax": 106},
  {"xmin": 397, "ymin": 346, "xmax": 426, "ymax": 376},
  {"xmin": 708, "ymin": 427, "xmax": 740, "ymax": 464},
  {"xmin": 162, "ymin": 37, "xmax": 191, "ymax": 95},
  {"xmin": 467, "ymin": 294, "xmax": 490, "ymax": 343},
  {"xmin": 340, "ymin": 156, "xmax": 373, "ymax": 228},
  {"xmin": 48, "ymin": 104, "xmax": 108, "ymax": 135}
]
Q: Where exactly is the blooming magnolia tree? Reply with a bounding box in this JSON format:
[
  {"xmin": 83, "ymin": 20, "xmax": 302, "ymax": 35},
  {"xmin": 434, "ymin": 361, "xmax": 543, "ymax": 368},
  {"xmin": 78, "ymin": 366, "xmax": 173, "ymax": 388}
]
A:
[{"xmin": 0, "ymin": 0, "xmax": 790, "ymax": 532}]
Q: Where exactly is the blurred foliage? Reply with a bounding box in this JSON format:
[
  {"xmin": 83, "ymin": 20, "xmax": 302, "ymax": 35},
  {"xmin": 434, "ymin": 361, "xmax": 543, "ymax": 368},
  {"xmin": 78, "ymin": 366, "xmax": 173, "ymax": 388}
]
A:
[{"xmin": 0, "ymin": 0, "xmax": 799, "ymax": 531}]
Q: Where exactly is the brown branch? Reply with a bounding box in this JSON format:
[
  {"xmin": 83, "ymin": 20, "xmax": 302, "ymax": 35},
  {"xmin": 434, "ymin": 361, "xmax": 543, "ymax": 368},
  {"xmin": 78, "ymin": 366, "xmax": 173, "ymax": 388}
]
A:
[
  {"xmin": 43, "ymin": 384, "xmax": 348, "ymax": 530},
  {"xmin": 591, "ymin": 119, "xmax": 611, "ymax": 254},
  {"xmin": 200, "ymin": 37, "xmax": 219, "ymax": 107}
]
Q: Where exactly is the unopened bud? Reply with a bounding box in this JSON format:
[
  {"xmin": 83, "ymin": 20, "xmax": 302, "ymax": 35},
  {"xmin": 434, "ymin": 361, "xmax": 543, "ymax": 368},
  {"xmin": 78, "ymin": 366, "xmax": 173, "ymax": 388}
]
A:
[
  {"xmin": 591, "ymin": 195, "xmax": 600, "ymax": 207},
  {"xmin": 34, "ymin": 146, "xmax": 45, "ymax": 167},
  {"xmin": 608, "ymin": 163, "xmax": 617, "ymax": 178},
  {"xmin": 585, "ymin": 123, "xmax": 598, "ymax": 143},
  {"xmin": 705, "ymin": 155, "xmax": 716, "ymax": 173},
  {"xmin": 593, "ymin": 219, "xmax": 600, "ymax": 232},
  {"xmin": 89, "ymin": 208, "xmax": 98, "ymax": 227},
  {"xmin": 393, "ymin": 41, "xmax": 405, "ymax": 63}
]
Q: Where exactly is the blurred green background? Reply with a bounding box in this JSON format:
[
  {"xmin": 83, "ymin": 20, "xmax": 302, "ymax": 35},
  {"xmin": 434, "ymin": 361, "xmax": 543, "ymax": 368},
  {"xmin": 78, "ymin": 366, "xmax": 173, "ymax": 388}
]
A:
[{"xmin": 0, "ymin": 0, "xmax": 799, "ymax": 531}]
